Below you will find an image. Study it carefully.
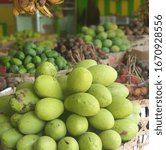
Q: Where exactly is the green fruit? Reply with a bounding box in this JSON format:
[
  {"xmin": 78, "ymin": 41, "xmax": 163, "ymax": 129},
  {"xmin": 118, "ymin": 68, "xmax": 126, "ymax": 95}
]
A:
[
  {"xmin": 33, "ymin": 136, "xmax": 57, "ymax": 150},
  {"xmin": 1, "ymin": 128, "xmax": 23, "ymax": 149},
  {"xmin": 26, "ymin": 63, "xmax": 35, "ymax": 70},
  {"xmin": 83, "ymin": 35, "xmax": 93, "ymax": 43},
  {"xmin": 8, "ymin": 50, "xmax": 17, "ymax": 57},
  {"xmin": 55, "ymin": 57, "xmax": 64, "ymax": 70},
  {"xmin": 106, "ymin": 98, "xmax": 133, "ymax": 119},
  {"xmin": 125, "ymin": 113, "xmax": 141, "ymax": 124},
  {"xmin": 16, "ymin": 81, "xmax": 34, "ymax": 91},
  {"xmin": 44, "ymin": 119, "xmax": 66, "ymax": 140},
  {"xmin": 96, "ymin": 25, "xmax": 105, "ymax": 33},
  {"xmin": 28, "ymin": 68, "xmax": 36, "ymax": 74},
  {"xmin": 66, "ymin": 114, "xmax": 88, "ymax": 136},
  {"xmin": 102, "ymin": 47, "xmax": 110, "ymax": 53},
  {"xmin": 17, "ymin": 51, "xmax": 25, "ymax": 60},
  {"xmin": 115, "ymin": 29, "xmax": 125, "ymax": 37},
  {"xmin": 45, "ymin": 50, "xmax": 55, "ymax": 58},
  {"xmin": 88, "ymin": 64, "xmax": 117, "ymax": 86},
  {"xmin": 35, "ymin": 45, "xmax": 44, "ymax": 55},
  {"xmin": 96, "ymin": 32, "xmax": 107, "ymax": 40},
  {"xmin": 16, "ymin": 135, "xmax": 39, "ymax": 150},
  {"xmin": 5, "ymin": 62, "xmax": 11, "ymax": 70},
  {"xmin": 131, "ymin": 101, "xmax": 141, "ymax": 114},
  {"xmin": 79, "ymin": 132, "xmax": 102, "ymax": 150},
  {"xmin": 19, "ymin": 68, "xmax": 27, "ymax": 74},
  {"xmin": 85, "ymin": 28, "xmax": 96, "ymax": 37},
  {"xmin": 25, "ymin": 49, "xmax": 36, "ymax": 56},
  {"xmin": 107, "ymin": 82, "xmax": 129, "ymax": 98},
  {"xmin": 74, "ymin": 59, "xmax": 97, "ymax": 69},
  {"xmin": 112, "ymin": 37, "xmax": 123, "ymax": 46},
  {"xmin": 88, "ymin": 84, "xmax": 112, "ymax": 107},
  {"xmin": 9, "ymin": 65, "xmax": 19, "ymax": 73},
  {"xmin": 35, "ymin": 98, "xmax": 64, "ymax": 121},
  {"xmin": 34, "ymin": 75, "xmax": 63, "ymax": 99},
  {"xmin": 10, "ymin": 113, "xmax": 22, "ymax": 127},
  {"xmin": 111, "ymin": 45, "xmax": 120, "ymax": 52},
  {"xmin": 104, "ymin": 22, "xmax": 113, "ymax": 31},
  {"xmin": 10, "ymin": 58, "xmax": 22, "ymax": 66},
  {"xmin": 33, "ymin": 56, "xmax": 42, "ymax": 65},
  {"xmin": 102, "ymin": 39, "xmax": 112, "ymax": 48},
  {"xmin": 99, "ymin": 130, "xmax": 121, "ymax": 150},
  {"xmin": 0, "ymin": 95, "xmax": 14, "ymax": 116},
  {"xmin": 64, "ymin": 93, "xmax": 100, "ymax": 116},
  {"xmin": 93, "ymin": 39, "xmax": 102, "ymax": 48},
  {"xmin": 107, "ymin": 30, "xmax": 116, "ymax": 39},
  {"xmin": 24, "ymin": 55, "xmax": 32, "ymax": 65},
  {"xmin": 35, "ymin": 61, "xmax": 57, "ymax": 77},
  {"xmin": 0, "ymin": 122, "xmax": 12, "ymax": 138},
  {"xmin": 113, "ymin": 119, "xmax": 139, "ymax": 141},
  {"xmin": 40, "ymin": 54, "xmax": 47, "ymax": 62},
  {"xmin": 112, "ymin": 24, "xmax": 118, "ymax": 30},
  {"xmin": 0, "ymin": 56, "xmax": 11, "ymax": 65},
  {"xmin": 10, "ymin": 88, "xmax": 39, "ymax": 113},
  {"xmin": 81, "ymin": 26, "xmax": 89, "ymax": 33},
  {"xmin": 88, "ymin": 109, "xmax": 114, "ymax": 130},
  {"xmin": 57, "ymin": 75, "xmax": 68, "ymax": 96},
  {"xmin": 0, "ymin": 113, "xmax": 9, "ymax": 124},
  {"xmin": 18, "ymin": 111, "xmax": 45, "ymax": 134},
  {"xmin": 67, "ymin": 67, "xmax": 92, "ymax": 94},
  {"xmin": 58, "ymin": 137, "xmax": 79, "ymax": 150}
]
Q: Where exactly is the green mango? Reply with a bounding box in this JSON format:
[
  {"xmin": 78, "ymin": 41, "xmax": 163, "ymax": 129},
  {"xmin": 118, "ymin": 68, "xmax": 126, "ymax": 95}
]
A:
[
  {"xmin": 78, "ymin": 132, "xmax": 102, "ymax": 150},
  {"xmin": 10, "ymin": 113, "xmax": 23, "ymax": 127},
  {"xmin": 88, "ymin": 83, "xmax": 112, "ymax": 107},
  {"xmin": 99, "ymin": 130, "xmax": 121, "ymax": 150},
  {"xmin": 10, "ymin": 58, "xmax": 22, "ymax": 66},
  {"xmin": 16, "ymin": 80, "xmax": 34, "ymax": 91},
  {"xmin": 64, "ymin": 93, "xmax": 100, "ymax": 116},
  {"xmin": 10, "ymin": 88, "xmax": 39, "ymax": 113},
  {"xmin": 0, "ymin": 114, "xmax": 9, "ymax": 124},
  {"xmin": 35, "ymin": 98, "xmax": 64, "ymax": 121},
  {"xmin": 66, "ymin": 114, "xmax": 88, "ymax": 136},
  {"xmin": 44, "ymin": 119, "xmax": 66, "ymax": 141},
  {"xmin": 0, "ymin": 122, "xmax": 12, "ymax": 138},
  {"xmin": 88, "ymin": 108, "xmax": 114, "ymax": 130},
  {"xmin": 33, "ymin": 136, "xmax": 57, "ymax": 150},
  {"xmin": 16, "ymin": 135, "xmax": 39, "ymax": 150},
  {"xmin": 1, "ymin": 128, "xmax": 23, "ymax": 149},
  {"xmin": 88, "ymin": 64, "xmax": 117, "ymax": 86},
  {"xmin": 74, "ymin": 59, "xmax": 97, "ymax": 69},
  {"xmin": 58, "ymin": 137, "xmax": 79, "ymax": 150},
  {"xmin": 18, "ymin": 111, "xmax": 45, "ymax": 134}
]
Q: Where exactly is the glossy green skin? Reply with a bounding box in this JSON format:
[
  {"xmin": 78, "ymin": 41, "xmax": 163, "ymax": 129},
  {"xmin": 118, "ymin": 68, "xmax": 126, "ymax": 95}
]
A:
[
  {"xmin": 44, "ymin": 119, "xmax": 67, "ymax": 141},
  {"xmin": 1, "ymin": 128, "xmax": 23, "ymax": 149},
  {"xmin": 58, "ymin": 137, "xmax": 79, "ymax": 150},
  {"xmin": 18, "ymin": 111, "xmax": 45, "ymax": 134},
  {"xmin": 67, "ymin": 67, "xmax": 93, "ymax": 94},
  {"xmin": 64, "ymin": 93, "xmax": 100, "ymax": 116},
  {"xmin": 88, "ymin": 109, "xmax": 114, "ymax": 130},
  {"xmin": 66, "ymin": 114, "xmax": 88, "ymax": 136},
  {"xmin": 106, "ymin": 98, "xmax": 133, "ymax": 119},
  {"xmin": 88, "ymin": 84, "xmax": 112, "ymax": 107},
  {"xmin": 16, "ymin": 135, "xmax": 39, "ymax": 150},
  {"xmin": 35, "ymin": 98, "xmax": 64, "ymax": 121},
  {"xmin": 33, "ymin": 136, "xmax": 57, "ymax": 150},
  {"xmin": 99, "ymin": 130, "xmax": 121, "ymax": 150},
  {"xmin": 88, "ymin": 64, "xmax": 117, "ymax": 86},
  {"xmin": 74, "ymin": 59, "xmax": 97, "ymax": 69},
  {"xmin": 113, "ymin": 119, "xmax": 139, "ymax": 142},
  {"xmin": 78, "ymin": 132, "xmax": 102, "ymax": 150}
]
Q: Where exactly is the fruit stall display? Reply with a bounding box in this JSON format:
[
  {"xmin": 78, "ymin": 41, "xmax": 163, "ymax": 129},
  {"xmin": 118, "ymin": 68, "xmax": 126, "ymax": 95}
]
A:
[
  {"xmin": 115, "ymin": 54, "xmax": 149, "ymax": 100},
  {"xmin": 78, "ymin": 22, "xmax": 130, "ymax": 53},
  {"xmin": 55, "ymin": 37, "xmax": 108, "ymax": 64},
  {"xmin": 0, "ymin": 41, "xmax": 69, "ymax": 74},
  {"xmin": 0, "ymin": 60, "xmax": 149, "ymax": 150}
]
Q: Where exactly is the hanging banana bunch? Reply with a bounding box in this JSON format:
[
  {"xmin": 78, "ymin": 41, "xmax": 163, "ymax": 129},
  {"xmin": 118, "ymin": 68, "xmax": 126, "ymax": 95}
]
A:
[{"xmin": 12, "ymin": 0, "xmax": 64, "ymax": 17}]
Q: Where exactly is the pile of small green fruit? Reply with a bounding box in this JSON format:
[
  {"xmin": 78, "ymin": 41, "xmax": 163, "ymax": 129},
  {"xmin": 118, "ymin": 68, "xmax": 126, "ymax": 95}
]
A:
[
  {"xmin": 0, "ymin": 42, "xmax": 69, "ymax": 74},
  {"xmin": 79, "ymin": 22, "xmax": 130, "ymax": 53},
  {"xmin": 0, "ymin": 60, "xmax": 141, "ymax": 150}
]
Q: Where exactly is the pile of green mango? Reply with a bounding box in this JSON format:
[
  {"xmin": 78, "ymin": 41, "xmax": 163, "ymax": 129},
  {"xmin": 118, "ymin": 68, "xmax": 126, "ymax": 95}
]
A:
[
  {"xmin": 0, "ymin": 60, "xmax": 141, "ymax": 150},
  {"xmin": 0, "ymin": 42, "xmax": 69, "ymax": 74},
  {"xmin": 78, "ymin": 22, "xmax": 130, "ymax": 53}
]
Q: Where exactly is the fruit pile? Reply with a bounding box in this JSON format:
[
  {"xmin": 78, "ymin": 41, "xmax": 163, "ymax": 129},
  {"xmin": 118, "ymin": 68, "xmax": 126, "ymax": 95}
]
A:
[
  {"xmin": 0, "ymin": 30, "xmax": 41, "ymax": 43},
  {"xmin": 13, "ymin": 0, "xmax": 64, "ymax": 17},
  {"xmin": 0, "ymin": 60, "xmax": 141, "ymax": 150},
  {"xmin": 55, "ymin": 37, "xmax": 108, "ymax": 64},
  {"xmin": 78, "ymin": 22, "xmax": 130, "ymax": 53},
  {"xmin": 0, "ymin": 42, "xmax": 69, "ymax": 74},
  {"xmin": 115, "ymin": 55, "xmax": 149, "ymax": 100}
]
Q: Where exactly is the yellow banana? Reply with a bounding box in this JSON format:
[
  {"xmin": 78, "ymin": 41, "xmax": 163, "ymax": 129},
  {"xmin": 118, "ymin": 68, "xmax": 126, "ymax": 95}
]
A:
[
  {"xmin": 35, "ymin": 0, "xmax": 53, "ymax": 17},
  {"xmin": 12, "ymin": 0, "xmax": 25, "ymax": 15},
  {"xmin": 47, "ymin": 0, "xmax": 64, "ymax": 5},
  {"xmin": 18, "ymin": 0, "xmax": 36, "ymax": 14}
]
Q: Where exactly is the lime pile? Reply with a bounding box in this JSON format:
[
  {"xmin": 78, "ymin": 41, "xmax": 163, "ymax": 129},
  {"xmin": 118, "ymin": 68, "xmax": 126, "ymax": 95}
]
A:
[
  {"xmin": 79, "ymin": 22, "xmax": 130, "ymax": 53},
  {"xmin": 0, "ymin": 42, "xmax": 69, "ymax": 74},
  {"xmin": 0, "ymin": 60, "xmax": 141, "ymax": 150}
]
